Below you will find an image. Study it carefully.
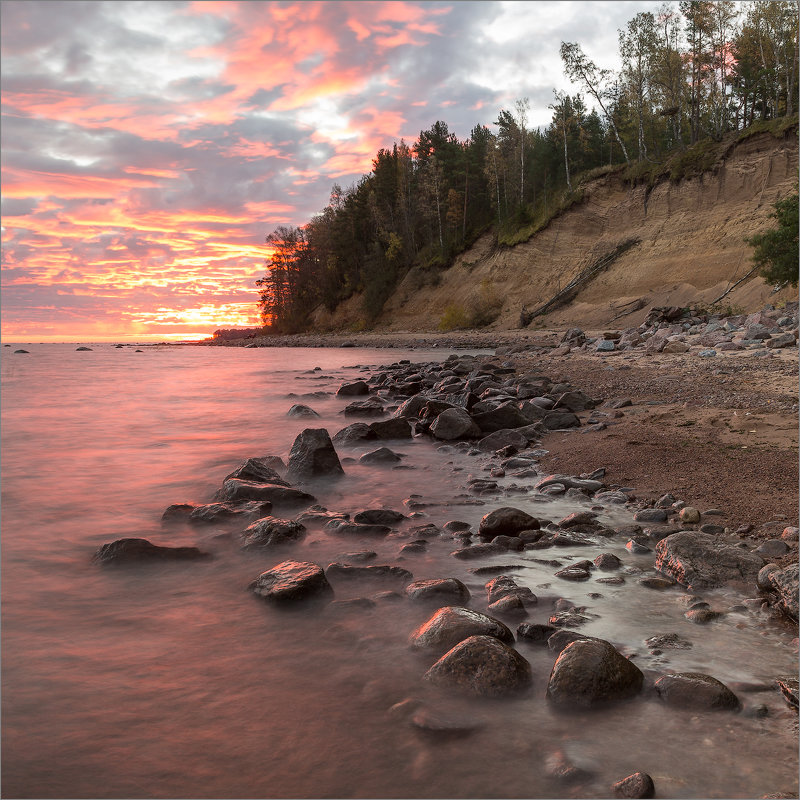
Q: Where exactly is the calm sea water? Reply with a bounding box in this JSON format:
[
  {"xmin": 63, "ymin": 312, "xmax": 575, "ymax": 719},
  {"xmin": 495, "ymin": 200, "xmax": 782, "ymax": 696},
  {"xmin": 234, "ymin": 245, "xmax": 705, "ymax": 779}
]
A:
[{"xmin": 1, "ymin": 343, "xmax": 797, "ymax": 799}]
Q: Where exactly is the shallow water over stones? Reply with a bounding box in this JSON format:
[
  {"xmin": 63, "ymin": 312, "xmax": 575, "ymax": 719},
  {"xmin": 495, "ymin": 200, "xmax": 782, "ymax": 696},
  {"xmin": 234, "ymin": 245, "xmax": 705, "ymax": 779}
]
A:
[{"xmin": 1, "ymin": 344, "xmax": 797, "ymax": 799}]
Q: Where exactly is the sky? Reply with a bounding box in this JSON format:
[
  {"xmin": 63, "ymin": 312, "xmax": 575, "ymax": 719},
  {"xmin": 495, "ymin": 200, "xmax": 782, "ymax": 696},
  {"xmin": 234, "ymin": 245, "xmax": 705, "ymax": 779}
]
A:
[{"xmin": 1, "ymin": 0, "xmax": 659, "ymax": 343}]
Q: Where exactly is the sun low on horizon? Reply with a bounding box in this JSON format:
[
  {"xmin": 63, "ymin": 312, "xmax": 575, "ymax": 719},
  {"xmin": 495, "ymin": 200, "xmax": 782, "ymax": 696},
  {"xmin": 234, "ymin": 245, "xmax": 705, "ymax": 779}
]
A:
[{"xmin": 1, "ymin": 0, "xmax": 655, "ymax": 343}]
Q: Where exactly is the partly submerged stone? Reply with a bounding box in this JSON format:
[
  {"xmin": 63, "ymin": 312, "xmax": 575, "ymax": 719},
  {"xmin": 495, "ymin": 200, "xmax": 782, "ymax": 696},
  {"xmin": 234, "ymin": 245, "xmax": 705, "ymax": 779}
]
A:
[
  {"xmin": 410, "ymin": 606, "xmax": 513, "ymax": 653},
  {"xmin": 546, "ymin": 638, "xmax": 643, "ymax": 709},
  {"xmin": 405, "ymin": 578, "xmax": 471, "ymax": 604},
  {"xmin": 240, "ymin": 517, "xmax": 306, "ymax": 549},
  {"xmin": 423, "ymin": 634, "xmax": 532, "ymax": 697},
  {"xmin": 478, "ymin": 507, "xmax": 539, "ymax": 538},
  {"xmin": 286, "ymin": 428, "xmax": 344, "ymax": 482},
  {"xmin": 249, "ymin": 560, "xmax": 333, "ymax": 604},
  {"xmin": 654, "ymin": 672, "xmax": 740, "ymax": 711},
  {"xmin": 94, "ymin": 537, "xmax": 210, "ymax": 565}
]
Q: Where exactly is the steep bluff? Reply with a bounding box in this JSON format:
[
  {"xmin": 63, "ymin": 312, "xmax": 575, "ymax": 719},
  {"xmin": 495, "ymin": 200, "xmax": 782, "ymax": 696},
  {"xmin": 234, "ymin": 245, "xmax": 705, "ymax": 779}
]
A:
[{"xmin": 311, "ymin": 129, "xmax": 798, "ymax": 333}]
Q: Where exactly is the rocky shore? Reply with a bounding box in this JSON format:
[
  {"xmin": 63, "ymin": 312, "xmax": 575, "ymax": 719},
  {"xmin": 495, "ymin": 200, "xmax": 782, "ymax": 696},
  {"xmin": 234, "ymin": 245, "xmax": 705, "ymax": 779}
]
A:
[{"xmin": 96, "ymin": 334, "xmax": 799, "ymax": 798}]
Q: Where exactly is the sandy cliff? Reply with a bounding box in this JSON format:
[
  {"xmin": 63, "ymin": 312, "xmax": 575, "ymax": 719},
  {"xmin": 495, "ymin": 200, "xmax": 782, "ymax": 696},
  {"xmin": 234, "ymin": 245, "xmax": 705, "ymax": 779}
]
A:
[{"xmin": 312, "ymin": 129, "xmax": 798, "ymax": 333}]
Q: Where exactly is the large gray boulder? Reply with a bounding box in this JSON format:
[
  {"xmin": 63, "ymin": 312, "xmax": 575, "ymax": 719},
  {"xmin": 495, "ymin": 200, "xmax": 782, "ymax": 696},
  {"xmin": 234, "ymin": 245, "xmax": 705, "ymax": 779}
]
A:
[
  {"xmin": 654, "ymin": 531, "xmax": 764, "ymax": 589},
  {"xmin": 479, "ymin": 507, "xmax": 539, "ymax": 538},
  {"xmin": 286, "ymin": 428, "xmax": 344, "ymax": 482},
  {"xmin": 546, "ymin": 638, "xmax": 643, "ymax": 708},
  {"xmin": 249, "ymin": 560, "xmax": 333, "ymax": 604},
  {"xmin": 241, "ymin": 517, "xmax": 306, "ymax": 549},
  {"xmin": 423, "ymin": 634, "xmax": 533, "ymax": 696},
  {"xmin": 654, "ymin": 672, "xmax": 740, "ymax": 711},
  {"xmin": 429, "ymin": 407, "xmax": 481, "ymax": 440}
]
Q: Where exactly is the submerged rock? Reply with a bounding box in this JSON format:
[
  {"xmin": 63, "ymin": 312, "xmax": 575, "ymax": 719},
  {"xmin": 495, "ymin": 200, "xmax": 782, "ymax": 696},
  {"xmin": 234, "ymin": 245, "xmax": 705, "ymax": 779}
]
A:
[
  {"xmin": 216, "ymin": 479, "xmax": 314, "ymax": 508},
  {"xmin": 405, "ymin": 578, "xmax": 471, "ymax": 604},
  {"xmin": 326, "ymin": 563, "xmax": 413, "ymax": 583},
  {"xmin": 546, "ymin": 638, "xmax": 643, "ymax": 708},
  {"xmin": 423, "ymin": 634, "xmax": 533, "ymax": 697},
  {"xmin": 410, "ymin": 606, "xmax": 513, "ymax": 653},
  {"xmin": 94, "ymin": 537, "xmax": 210, "ymax": 565},
  {"xmin": 611, "ymin": 772, "xmax": 656, "ymax": 799},
  {"xmin": 249, "ymin": 560, "xmax": 332, "ymax": 604}
]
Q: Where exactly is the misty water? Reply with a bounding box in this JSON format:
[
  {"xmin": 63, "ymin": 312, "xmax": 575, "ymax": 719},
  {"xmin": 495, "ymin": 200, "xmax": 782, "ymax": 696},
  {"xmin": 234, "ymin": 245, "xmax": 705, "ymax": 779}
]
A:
[{"xmin": 1, "ymin": 343, "xmax": 797, "ymax": 799}]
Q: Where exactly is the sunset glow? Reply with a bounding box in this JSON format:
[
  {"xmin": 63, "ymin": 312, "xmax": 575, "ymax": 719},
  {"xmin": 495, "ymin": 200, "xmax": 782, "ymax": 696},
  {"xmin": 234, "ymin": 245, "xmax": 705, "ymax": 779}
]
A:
[{"xmin": 1, "ymin": 0, "xmax": 654, "ymax": 342}]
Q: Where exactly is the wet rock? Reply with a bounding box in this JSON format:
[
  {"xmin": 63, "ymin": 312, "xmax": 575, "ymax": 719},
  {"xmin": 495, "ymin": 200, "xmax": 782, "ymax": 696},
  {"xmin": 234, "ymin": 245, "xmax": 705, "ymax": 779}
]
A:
[
  {"xmin": 476, "ymin": 429, "xmax": 529, "ymax": 453},
  {"xmin": 75, "ymin": 346, "xmax": 93, "ymax": 351},
  {"xmin": 411, "ymin": 606, "xmax": 513, "ymax": 653},
  {"xmin": 517, "ymin": 623, "xmax": 558, "ymax": 643},
  {"xmin": 186, "ymin": 500, "xmax": 273, "ymax": 526},
  {"xmin": 451, "ymin": 542, "xmax": 506, "ymax": 559},
  {"xmin": 654, "ymin": 672, "xmax": 740, "ymax": 711},
  {"xmin": 546, "ymin": 750, "xmax": 593, "ymax": 784},
  {"xmin": 410, "ymin": 706, "xmax": 482, "ymax": 737},
  {"xmin": 216, "ymin": 480, "xmax": 315, "ymax": 508},
  {"xmin": 594, "ymin": 553, "xmax": 622, "ymax": 571},
  {"xmin": 546, "ymin": 638, "xmax": 643, "ymax": 708},
  {"xmin": 326, "ymin": 520, "xmax": 392, "ymax": 536},
  {"xmin": 337, "ymin": 380, "xmax": 370, "ymax": 396},
  {"xmin": 241, "ymin": 517, "xmax": 306, "ymax": 549},
  {"xmin": 478, "ymin": 507, "xmax": 539, "ymax": 538},
  {"xmin": 286, "ymin": 428, "xmax": 344, "ymax": 482},
  {"xmin": 225, "ymin": 456, "xmax": 286, "ymax": 485},
  {"xmin": 554, "ymin": 565, "xmax": 592, "ymax": 582},
  {"xmin": 332, "ymin": 423, "xmax": 379, "ymax": 446},
  {"xmin": 326, "ymin": 563, "xmax": 413, "ymax": 583},
  {"xmin": 645, "ymin": 633, "xmax": 692, "ymax": 651},
  {"xmin": 337, "ymin": 550, "xmax": 377, "ymax": 563},
  {"xmin": 611, "ymin": 772, "xmax": 655, "ymax": 799},
  {"xmin": 684, "ymin": 608, "xmax": 723, "ymax": 624},
  {"xmin": 638, "ymin": 576, "xmax": 676, "ymax": 590},
  {"xmin": 359, "ymin": 446, "xmax": 402, "ymax": 465},
  {"xmin": 287, "ymin": 403, "xmax": 320, "ymax": 418},
  {"xmin": 596, "ymin": 576, "xmax": 625, "ymax": 585},
  {"xmin": 14, "ymin": 349, "xmax": 29, "ymax": 353},
  {"xmin": 487, "ymin": 594, "xmax": 528, "ymax": 617},
  {"xmin": 393, "ymin": 395, "xmax": 430, "ymax": 419},
  {"xmin": 633, "ymin": 508, "xmax": 668, "ymax": 523},
  {"xmin": 352, "ymin": 509, "xmax": 405, "ymax": 525},
  {"xmin": 430, "ymin": 407, "xmax": 481, "ymax": 440},
  {"xmin": 405, "ymin": 578, "xmax": 471, "ymax": 604},
  {"xmin": 93, "ymin": 537, "xmax": 210, "ymax": 565},
  {"xmin": 369, "ymin": 418, "xmax": 413, "ymax": 439},
  {"xmin": 471, "ymin": 404, "xmax": 532, "ymax": 433},
  {"xmin": 655, "ymin": 532, "xmax": 764, "ymax": 589},
  {"xmin": 558, "ymin": 511, "xmax": 598, "ymax": 528},
  {"xmin": 249, "ymin": 560, "xmax": 333, "ymax": 604},
  {"xmin": 343, "ymin": 399, "xmax": 385, "ymax": 418},
  {"xmin": 161, "ymin": 503, "xmax": 196, "ymax": 523},
  {"xmin": 443, "ymin": 520, "xmax": 471, "ymax": 533},
  {"xmin": 759, "ymin": 563, "xmax": 799, "ymax": 620},
  {"xmin": 776, "ymin": 676, "xmax": 799, "ymax": 708},
  {"xmin": 423, "ymin": 635, "xmax": 533, "ymax": 697},
  {"xmin": 536, "ymin": 474, "xmax": 603, "ymax": 492},
  {"xmin": 547, "ymin": 630, "xmax": 596, "ymax": 652}
]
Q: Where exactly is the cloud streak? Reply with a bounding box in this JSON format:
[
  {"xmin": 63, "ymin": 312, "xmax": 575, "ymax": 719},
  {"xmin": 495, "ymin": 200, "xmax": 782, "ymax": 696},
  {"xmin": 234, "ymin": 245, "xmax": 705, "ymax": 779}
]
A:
[{"xmin": 1, "ymin": 0, "xmax": 656, "ymax": 341}]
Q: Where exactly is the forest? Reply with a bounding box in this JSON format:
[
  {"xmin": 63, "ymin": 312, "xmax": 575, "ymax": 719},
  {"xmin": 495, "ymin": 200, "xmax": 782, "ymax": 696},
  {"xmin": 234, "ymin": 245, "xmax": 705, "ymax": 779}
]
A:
[{"xmin": 256, "ymin": 1, "xmax": 799, "ymax": 333}]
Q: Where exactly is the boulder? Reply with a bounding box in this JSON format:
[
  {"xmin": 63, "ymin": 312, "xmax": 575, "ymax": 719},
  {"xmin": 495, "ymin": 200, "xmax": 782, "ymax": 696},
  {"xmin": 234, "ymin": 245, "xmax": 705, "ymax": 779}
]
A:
[
  {"xmin": 369, "ymin": 418, "xmax": 413, "ymax": 439},
  {"xmin": 241, "ymin": 517, "xmax": 306, "ymax": 549},
  {"xmin": 336, "ymin": 380, "xmax": 370, "ymax": 396},
  {"xmin": 93, "ymin": 538, "xmax": 210, "ymax": 565},
  {"xmin": 225, "ymin": 457, "xmax": 286, "ymax": 485},
  {"xmin": 423, "ymin": 635, "xmax": 533, "ymax": 697},
  {"xmin": 546, "ymin": 638, "xmax": 643, "ymax": 708},
  {"xmin": 215, "ymin": 480, "xmax": 315, "ymax": 508},
  {"xmin": 332, "ymin": 423, "xmax": 379, "ymax": 446},
  {"xmin": 405, "ymin": 578, "xmax": 471, "ymax": 604},
  {"xmin": 343, "ymin": 399, "xmax": 386, "ymax": 418},
  {"xmin": 359, "ymin": 446, "xmax": 403, "ymax": 465},
  {"xmin": 286, "ymin": 428, "xmax": 344, "ymax": 482},
  {"xmin": 184, "ymin": 500, "xmax": 273, "ymax": 526},
  {"xmin": 471, "ymin": 404, "xmax": 532, "ymax": 433},
  {"xmin": 411, "ymin": 607, "xmax": 513, "ymax": 653},
  {"xmin": 654, "ymin": 532, "xmax": 764, "ymax": 589},
  {"xmin": 393, "ymin": 395, "xmax": 430, "ymax": 419},
  {"xmin": 479, "ymin": 507, "xmax": 540, "ymax": 538},
  {"xmin": 249, "ymin": 560, "xmax": 333, "ymax": 604},
  {"xmin": 654, "ymin": 672, "xmax": 740, "ymax": 711},
  {"xmin": 287, "ymin": 404, "xmax": 320, "ymax": 418},
  {"xmin": 430, "ymin": 407, "xmax": 481, "ymax": 440}
]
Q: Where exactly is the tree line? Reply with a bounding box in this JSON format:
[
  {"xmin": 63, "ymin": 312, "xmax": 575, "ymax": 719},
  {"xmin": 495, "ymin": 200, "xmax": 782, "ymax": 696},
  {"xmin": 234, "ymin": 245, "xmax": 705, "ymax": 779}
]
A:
[{"xmin": 257, "ymin": 1, "xmax": 799, "ymax": 332}]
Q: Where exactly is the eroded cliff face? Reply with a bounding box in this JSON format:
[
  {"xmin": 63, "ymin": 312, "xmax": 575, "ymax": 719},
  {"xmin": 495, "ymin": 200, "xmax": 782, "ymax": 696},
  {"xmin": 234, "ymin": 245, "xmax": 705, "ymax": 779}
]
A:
[{"xmin": 311, "ymin": 130, "xmax": 798, "ymax": 333}]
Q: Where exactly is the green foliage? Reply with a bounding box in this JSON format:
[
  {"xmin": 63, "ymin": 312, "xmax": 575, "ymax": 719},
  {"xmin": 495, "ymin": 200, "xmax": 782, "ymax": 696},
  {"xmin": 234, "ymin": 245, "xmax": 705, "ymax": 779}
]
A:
[
  {"xmin": 747, "ymin": 193, "xmax": 799, "ymax": 287},
  {"xmin": 467, "ymin": 279, "xmax": 504, "ymax": 327}
]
